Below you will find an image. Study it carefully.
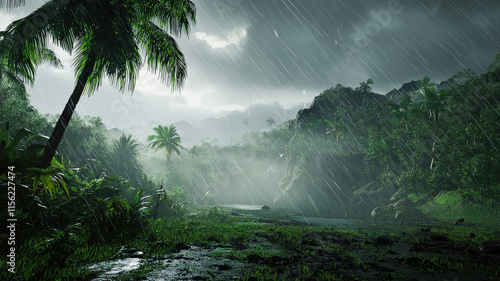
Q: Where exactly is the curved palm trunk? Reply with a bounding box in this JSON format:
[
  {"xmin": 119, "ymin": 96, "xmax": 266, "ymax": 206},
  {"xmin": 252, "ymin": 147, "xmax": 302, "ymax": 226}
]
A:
[{"xmin": 40, "ymin": 55, "xmax": 96, "ymax": 168}]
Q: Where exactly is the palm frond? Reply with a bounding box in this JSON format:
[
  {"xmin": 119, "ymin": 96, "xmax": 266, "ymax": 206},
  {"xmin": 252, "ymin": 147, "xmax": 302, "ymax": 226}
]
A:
[
  {"xmin": 2, "ymin": 1, "xmax": 63, "ymax": 84},
  {"xmin": 136, "ymin": 0, "xmax": 196, "ymax": 36},
  {"xmin": 136, "ymin": 21, "xmax": 186, "ymax": 90}
]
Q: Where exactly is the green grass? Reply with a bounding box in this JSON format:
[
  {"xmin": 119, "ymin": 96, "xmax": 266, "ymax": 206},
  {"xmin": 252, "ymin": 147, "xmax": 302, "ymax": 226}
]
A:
[
  {"xmin": 419, "ymin": 190, "xmax": 500, "ymax": 227},
  {"xmin": 2, "ymin": 203, "xmax": 499, "ymax": 281},
  {"xmin": 0, "ymin": 210, "xmax": 362, "ymax": 280}
]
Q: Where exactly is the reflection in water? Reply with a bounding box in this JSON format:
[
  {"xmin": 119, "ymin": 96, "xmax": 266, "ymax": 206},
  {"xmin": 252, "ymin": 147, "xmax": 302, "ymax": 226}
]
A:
[
  {"xmin": 88, "ymin": 258, "xmax": 142, "ymax": 280},
  {"xmin": 220, "ymin": 204, "xmax": 266, "ymax": 210}
]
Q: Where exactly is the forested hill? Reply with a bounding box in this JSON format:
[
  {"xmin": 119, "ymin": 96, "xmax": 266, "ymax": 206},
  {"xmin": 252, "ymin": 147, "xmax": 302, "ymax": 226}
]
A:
[
  {"xmin": 268, "ymin": 54, "xmax": 500, "ymax": 214},
  {"xmin": 144, "ymin": 55, "xmax": 500, "ymax": 216}
]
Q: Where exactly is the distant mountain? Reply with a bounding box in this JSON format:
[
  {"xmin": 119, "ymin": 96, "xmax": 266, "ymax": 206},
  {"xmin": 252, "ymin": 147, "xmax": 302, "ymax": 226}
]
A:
[
  {"xmin": 385, "ymin": 80, "xmax": 449, "ymax": 103},
  {"xmin": 385, "ymin": 81, "xmax": 419, "ymax": 103},
  {"xmin": 109, "ymin": 102, "xmax": 304, "ymax": 148},
  {"xmin": 437, "ymin": 80, "xmax": 448, "ymax": 91},
  {"xmin": 106, "ymin": 127, "xmax": 125, "ymax": 142}
]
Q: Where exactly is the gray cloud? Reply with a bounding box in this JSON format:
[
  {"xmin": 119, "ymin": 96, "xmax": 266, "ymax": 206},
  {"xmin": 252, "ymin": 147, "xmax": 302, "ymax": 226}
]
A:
[
  {"xmin": 176, "ymin": 0, "xmax": 500, "ymax": 99},
  {"xmin": 2, "ymin": 0, "xmax": 500, "ymax": 130}
]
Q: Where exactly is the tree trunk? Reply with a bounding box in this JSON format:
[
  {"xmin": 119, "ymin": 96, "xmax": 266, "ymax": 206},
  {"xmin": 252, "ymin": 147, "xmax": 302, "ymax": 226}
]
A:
[{"xmin": 40, "ymin": 54, "xmax": 96, "ymax": 168}]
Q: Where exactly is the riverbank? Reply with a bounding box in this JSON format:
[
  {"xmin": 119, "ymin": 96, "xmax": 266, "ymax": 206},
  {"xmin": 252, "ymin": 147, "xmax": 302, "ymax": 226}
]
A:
[{"xmin": 2, "ymin": 205, "xmax": 499, "ymax": 280}]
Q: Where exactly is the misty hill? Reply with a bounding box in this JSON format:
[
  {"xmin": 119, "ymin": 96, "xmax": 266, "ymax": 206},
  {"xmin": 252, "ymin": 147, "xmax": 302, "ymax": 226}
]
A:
[
  {"xmin": 385, "ymin": 81, "xmax": 419, "ymax": 103},
  {"xmin": 108, "ymin": 102, "xmax": 304, "ymax": 147},
  {"xmin": 385, "ymin": 80, "xmax": 449, "ymax": 103}
]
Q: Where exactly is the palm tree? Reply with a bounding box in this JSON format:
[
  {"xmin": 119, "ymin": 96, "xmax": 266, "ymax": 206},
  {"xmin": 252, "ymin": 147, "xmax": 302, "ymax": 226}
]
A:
[
  {"xmin": 266, "ymin": 117, "xmax": 276, "ymax": 128},
  {"xmin": 242, "ymin": 118, "xmax": 249, "ymax": 133},
  {"xmin": 2, "ymin": 0, "xmax": 196, "ymax": 168},
  {"xmin": 0, "ymin": 35, "xmax": 61, "ymax": 92},
  {"xmin": 111, "ymin": 133, "xmax": 141, "ymax": 182},
  {"xmin": 417, "ymin": 76, "xmax": 447, "ymax": 170},
  {"xmin": 417, "ymin": 76, "xmax": 436, "ymax": 94},
  {"xmin": 356, "ymin": 78, "xmax": 374, "ymax": 93},
  {"xmin": 112, "ymin": 133, "xmax": 139, "ymax": 166},
  {"xmin": 148, "ymin": 125, "xmax": 183, "ymax": 160}
]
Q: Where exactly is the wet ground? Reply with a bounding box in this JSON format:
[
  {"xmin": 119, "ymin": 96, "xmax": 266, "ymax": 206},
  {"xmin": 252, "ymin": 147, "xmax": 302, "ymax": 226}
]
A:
[
  {"xmin": 89, "ymin": 246, "xmax": 251, "ymax": 280},
  {"xmin": 86, "ymin": 205, "xmax": 500, "ymax": 281}
]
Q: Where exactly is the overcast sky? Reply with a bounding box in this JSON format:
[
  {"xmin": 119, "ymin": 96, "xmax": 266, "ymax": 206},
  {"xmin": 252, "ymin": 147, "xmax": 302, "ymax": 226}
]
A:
[{"xmin": 1, "ymin": 0, "xmax": 500, "ymax": 129}]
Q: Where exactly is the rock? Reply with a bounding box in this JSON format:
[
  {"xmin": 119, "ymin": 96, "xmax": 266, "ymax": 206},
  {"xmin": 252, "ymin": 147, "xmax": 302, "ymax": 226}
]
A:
[
  {"xmin": 154, "ymin": 241, "xmax": 168, "ymax": 247},
  {"xmin": 479, "ymin": 240, "xmax": 500, "ymax": 255},
  {"xmin": 395, "ymin": 212, "xmax": 407, "ymax": 220},
  {"xmin": 123, "ymin": 247, "xmax": 139, "ymax": 254},
  {"xmin": 454, "ymin": 218, "xmax": 465, "ymax": 225},
  {"xmin": 212, "ymin": 264, "xmax": 232, "ymax": 271},
  {"xmin": 130, "ymin": 251, "xmax": 144, "ymax": 258},
  {"xmin": 390, "ymin": 188, "xmax": 403, "ymax": 201},
  {"xmin": 262, "ymin": 205, "xmax": 271, "ymax": 210},
  {"xmin": 371, "ymin": 206, "xmax": 392, "ymax": 220},
  {"xmin": 371, "ymin": 198, "xmax": 425, "ymax": 220},
  {"xmin": 268, "ymin": 255, "xmax": 283, "ymax": 264},
  {"xmin": 175, "ymin": 242, "xmax": 191, "ymax": 251},
  {"xmin": 374, "ymin": 235, "xmax": 393, "ymax": 244},
  {"xmin": 247, "ymin": 254, "xmax": 262, "ymax": 262},
  {"xmin": 465, "ymin": 246, "xmax": 480, "ymax": 255},
  {"xmin": 430, "ymin": 234, "xmax": 451, "ymax": 242}
]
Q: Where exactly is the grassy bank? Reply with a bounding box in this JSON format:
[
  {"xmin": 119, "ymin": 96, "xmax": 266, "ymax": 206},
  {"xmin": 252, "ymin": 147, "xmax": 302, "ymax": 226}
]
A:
[
  {"xmin": 418, "ymin": 190, "xmax": 500, "ymax": 227},
  {"xmin": 1, "ymin": 205, "xmax": 499, "ymax": 281}
]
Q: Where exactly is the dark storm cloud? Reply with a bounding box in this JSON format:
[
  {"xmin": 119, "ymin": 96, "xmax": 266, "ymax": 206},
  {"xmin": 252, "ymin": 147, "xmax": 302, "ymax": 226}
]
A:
[
  {"xmin": 184, "ymin": 0, "xmax": 500, "ymax": 93},
  {"xmin": 2, "ymin": 0, "xmax": 500, "ymax": 130}
]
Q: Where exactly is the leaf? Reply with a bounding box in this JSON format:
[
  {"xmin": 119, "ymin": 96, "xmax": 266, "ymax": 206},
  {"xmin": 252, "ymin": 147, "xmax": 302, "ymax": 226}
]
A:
[{"xmin": 105, "ymin": 196, "xmax": 131, "ymax": 212}]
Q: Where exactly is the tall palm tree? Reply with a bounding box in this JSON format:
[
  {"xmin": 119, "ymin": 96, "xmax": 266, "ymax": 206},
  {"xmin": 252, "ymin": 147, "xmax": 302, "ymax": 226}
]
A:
[
  {"xmin": 148, "ymin": 125, "xmax": 183, "ymax": 160},
  {"xmin": 242, "ymin": 118, "xmax": 249, "ymax": 134},
  {"xmin": 266, "ymin": 117, "xmax": 276, "ymax": 128},
  {"xmin": 417, "ymin": 76, "xmax": 436, "ymax": 94},
  {"xmin": 356, "ymin": 78, "xmax": 374, "ymax": 93},
  {"xmin": 417, "ymin": 76, "xmax": 447, "ymax": 170},
  {"xmin": 2, "ymin": 0, "xmax": 196, "ymax": 168}
]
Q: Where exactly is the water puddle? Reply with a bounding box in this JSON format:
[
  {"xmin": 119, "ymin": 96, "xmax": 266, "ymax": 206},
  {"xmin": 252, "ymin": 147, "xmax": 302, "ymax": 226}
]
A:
[
  {"xmin": 220, "ymin": 204, "xmax": 266, "ymax": 210},
  {"xmin": 88, "ymin": 258, "xmax": 142, "ymax": 280},
  {"xmin": 293, "ymin": 216, "xmax": 408, "ymax": 228},
  {"xmin": 87, "ymin": 246, "xmax": 251, "ymax": 280}
]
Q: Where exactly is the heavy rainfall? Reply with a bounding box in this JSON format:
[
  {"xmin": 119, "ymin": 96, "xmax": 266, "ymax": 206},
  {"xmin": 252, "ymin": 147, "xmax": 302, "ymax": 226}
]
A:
[{"xmin": 0, "ymin": 0, "xmax": 499, "ymax": 280}]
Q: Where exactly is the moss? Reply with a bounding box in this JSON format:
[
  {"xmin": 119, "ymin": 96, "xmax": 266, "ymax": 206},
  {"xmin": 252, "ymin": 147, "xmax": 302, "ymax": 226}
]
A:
[{"xmin": 419, "ymin": 190, "xmax": 500, "ymax": 227}]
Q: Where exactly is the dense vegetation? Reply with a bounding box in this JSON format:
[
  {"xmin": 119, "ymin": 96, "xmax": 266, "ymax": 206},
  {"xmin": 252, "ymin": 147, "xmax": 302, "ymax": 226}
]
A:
[
  {"xmin": 1, "ymin": 1, "xmax": 499, "ymax": 279},
  {"xmin": 2, "ymin": 50, "xmax": 499, "ymax": 280},
  {"xmin": 148, "ymin": 55, "xmax": 500, "ymax": 220}
]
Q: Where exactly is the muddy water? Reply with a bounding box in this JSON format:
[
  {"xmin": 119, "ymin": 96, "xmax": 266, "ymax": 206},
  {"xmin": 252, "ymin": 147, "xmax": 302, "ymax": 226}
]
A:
[{"xmin": 88, "ymin": 246, "xmax": 251, "ymax": 280}]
